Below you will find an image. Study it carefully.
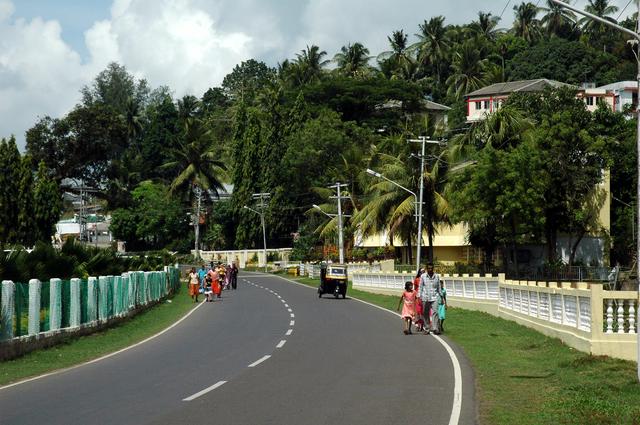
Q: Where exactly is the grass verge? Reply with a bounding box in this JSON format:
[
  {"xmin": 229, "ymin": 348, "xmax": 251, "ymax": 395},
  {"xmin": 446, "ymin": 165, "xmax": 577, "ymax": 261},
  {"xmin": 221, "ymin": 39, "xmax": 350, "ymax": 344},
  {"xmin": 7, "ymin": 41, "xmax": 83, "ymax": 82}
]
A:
[
  {"xmin": 0, "ymin": 284, "xmax": 196, "ymax": 386},
  {"xmin": 283, "ymin": 273, "xmax": 640, "ymax": 425}
]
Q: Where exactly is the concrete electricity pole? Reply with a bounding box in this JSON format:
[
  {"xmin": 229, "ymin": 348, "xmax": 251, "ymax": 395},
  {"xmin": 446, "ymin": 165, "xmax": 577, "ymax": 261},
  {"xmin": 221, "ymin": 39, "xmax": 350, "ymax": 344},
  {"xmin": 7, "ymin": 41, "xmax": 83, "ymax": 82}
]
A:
[
  {"xmin": 244, "ymin": 193, "xmax": 271, "ymax": 272},
  {"xmin": 329, "ymin": 183, "xmax": 349, "ymax": 264},
  {"xmin": 549, "ymin": 0, "xmax": 640, "ymax": 382},
  {"xmin": 193, "ymin": 185, "xmax": 203, "ymax": 259}
]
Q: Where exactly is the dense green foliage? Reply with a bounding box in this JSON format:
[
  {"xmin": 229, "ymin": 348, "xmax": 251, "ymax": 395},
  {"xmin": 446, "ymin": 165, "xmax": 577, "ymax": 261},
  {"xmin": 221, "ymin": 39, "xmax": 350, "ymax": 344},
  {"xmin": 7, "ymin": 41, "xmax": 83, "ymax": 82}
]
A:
[{"xmin": 1, "ymin": 1, "xmax": 638, "ymax": 267}]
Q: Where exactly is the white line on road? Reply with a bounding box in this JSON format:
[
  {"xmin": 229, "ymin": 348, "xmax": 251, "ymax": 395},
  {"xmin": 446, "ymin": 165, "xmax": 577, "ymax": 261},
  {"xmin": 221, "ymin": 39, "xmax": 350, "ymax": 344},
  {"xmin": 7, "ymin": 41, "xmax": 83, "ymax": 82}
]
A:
[
  {"xmin": 290, "ymin": 313, "xmax": 295, "ymax": 318},
  {"xmin": 248, "ymin": 355, "xmax": 271, "ymax": 368},
  {"xmin": 285, "ymin": 329, "xmax": 293, "ymax": 336},
  {"xmin": 284, "ymin": 303, "xmax": 289, "ymax": 307},
  {"xmin": 276, "ymin": 340, "xmax": 287, "ymax": 348},
  {"xmin": 0, "ymin": 298, "xmax": 207, "ymax": 392},
  {"xmin": 183, "ymin": 381, "xmax": 227, "ymax": 401},
  {"xmin": 287, "ymin": 308, "xmax": 292, "ymax": 312},
  {"xmin": 281, "ymin": 299, "xmax": 286, "ymax": 303},
  {"xmin": 271, "ymin": 273, "xmax": 464, "ymax": 425},
  {"xmin": 290, "ymin": 320, "xmax": 295, "ymax": 326}
]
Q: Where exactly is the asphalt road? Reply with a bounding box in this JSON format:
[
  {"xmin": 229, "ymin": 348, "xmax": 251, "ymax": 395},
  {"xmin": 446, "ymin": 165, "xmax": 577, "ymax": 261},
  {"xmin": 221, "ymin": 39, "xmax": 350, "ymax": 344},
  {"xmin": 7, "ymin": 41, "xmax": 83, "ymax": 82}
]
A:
[{"xmin": 0, "ymin": 272, "xmax": 477, "ymax": 425}]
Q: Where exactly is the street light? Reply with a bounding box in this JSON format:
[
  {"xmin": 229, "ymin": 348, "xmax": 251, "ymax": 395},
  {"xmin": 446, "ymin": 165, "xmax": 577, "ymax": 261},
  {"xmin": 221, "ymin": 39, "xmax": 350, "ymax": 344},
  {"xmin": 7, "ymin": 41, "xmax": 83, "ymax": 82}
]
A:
[
  {"xmin": 407, "ymin": 136, "xmax": 445, "ymax": 270},
  {"xmin": 550, "ymin": 0, "xmax": 640, "ymax": 382},
  {"xmin": 243, "ymin": 205, "xmax": 268, "ymax": 272},
  {"xmin": 366, "ymin": 168, "xmax": 420, "ymax": 271}
]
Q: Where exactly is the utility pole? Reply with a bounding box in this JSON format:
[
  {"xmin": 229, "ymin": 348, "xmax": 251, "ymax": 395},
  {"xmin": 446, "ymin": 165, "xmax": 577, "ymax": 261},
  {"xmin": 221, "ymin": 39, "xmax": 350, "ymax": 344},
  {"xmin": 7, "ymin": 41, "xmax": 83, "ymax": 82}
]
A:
[
  {"xmin": 550, "ymin": 0, "xmax": 640, "ymax": 382},
  {"xmin": 408, "ymin": 136, "xmax": 445, "ymax": 271},
  {"xmin": 193, "ymin": 185, "xmax": 203, "ymax": 259},
  {"xmin": 329, "ymin": 182, "xmax": 349, "ymax": 264},
  {"xmin": 244, "ymin": 193, "xmax": 271, "ymax": 272}
]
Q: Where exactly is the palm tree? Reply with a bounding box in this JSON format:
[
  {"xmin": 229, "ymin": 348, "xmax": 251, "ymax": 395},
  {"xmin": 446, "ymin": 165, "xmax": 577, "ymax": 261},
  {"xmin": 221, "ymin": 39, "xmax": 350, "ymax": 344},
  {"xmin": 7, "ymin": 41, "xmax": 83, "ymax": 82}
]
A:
[
  {"xmin": 292, "ymin": 45, "xmax": 329, "ymax": 85},
  {"xmin": 410, "ymin": 17, "xmax": 449, "ymax": 82},
  {"xmin": 469, "ymin": 12, "xmax": 502, "ymax": 41},
  {"xmin": 378, "ymin": 30, "xmax": 416, "ymax": 80},
  {"xmin": 540, "ymin": 0, "xmax": 577, "ymax": 37},
  {"xmin": 446, "ymin": 41, "xmax": 488, "ymax": 99},
  {"xmin": 177, "ymin": 95, "xmax": 200, "ymax": 124},
  {"xmin": 512, "ymin": 2, "xmax": 541, "ymax": 43},
  {"xmin": 581, "ymin": 0, "xmax": 619, "ymax": 51},
  {"xmin": 163, "ymin": 119, "xmax": 227, "ymax": 198},
  {"xmin": 333, "ymin": 42, "xmax": 372, "ymax": 78}
]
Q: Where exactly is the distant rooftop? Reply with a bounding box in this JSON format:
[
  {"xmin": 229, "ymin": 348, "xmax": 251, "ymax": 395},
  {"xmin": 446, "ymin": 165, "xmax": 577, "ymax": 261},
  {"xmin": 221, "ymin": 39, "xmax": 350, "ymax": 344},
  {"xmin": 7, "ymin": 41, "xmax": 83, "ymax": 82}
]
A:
[
  {"xmin": 466, "ymin": 79, "xmax": 574, "ymax": 98},
  {"xmin": 597, "ymin": 81, "xmax": 638, "ymax": 91}
]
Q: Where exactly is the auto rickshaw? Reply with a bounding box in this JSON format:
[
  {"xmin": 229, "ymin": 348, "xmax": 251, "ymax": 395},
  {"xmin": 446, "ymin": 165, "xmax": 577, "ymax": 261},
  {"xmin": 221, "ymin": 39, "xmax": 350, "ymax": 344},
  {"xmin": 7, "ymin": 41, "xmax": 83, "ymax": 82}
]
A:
[{"xmin": 318, "ymin": 263, "xmax": 348, "ymax": 299}]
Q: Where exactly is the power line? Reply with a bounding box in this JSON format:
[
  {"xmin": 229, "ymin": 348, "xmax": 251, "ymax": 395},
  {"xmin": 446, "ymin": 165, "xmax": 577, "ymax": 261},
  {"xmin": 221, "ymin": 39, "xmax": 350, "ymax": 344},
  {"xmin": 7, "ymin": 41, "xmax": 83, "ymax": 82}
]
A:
[{"xmin": 617, "ymin": 0, "xmax": 634, "ymax": 21}]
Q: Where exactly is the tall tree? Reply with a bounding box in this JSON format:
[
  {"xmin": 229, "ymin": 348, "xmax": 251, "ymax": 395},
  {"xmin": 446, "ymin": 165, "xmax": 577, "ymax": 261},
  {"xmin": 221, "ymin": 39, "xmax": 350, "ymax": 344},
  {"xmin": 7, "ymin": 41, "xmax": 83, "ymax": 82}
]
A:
[
  {"xmin": 469, "ymin": 12, "xmax": 502, "ymax": 41},
  {"xmin": 540, "ymin": 0, "xmax": 577, "ymax": 38},
  {"xmin": 292, "ymin": 45, "xmax": 330, "ymax": 85},
  {"xmin": 411, "ymin": 17, "xmax": 450, "ymax": 82},
  {"xmin": 512, "ymin": 2, "xmax": 541, "ymax": 43},
  {"xmin": 0, "ymin": 137, "xmax": 20, "ymax": 244},
  {"xmin": 446, "ymin": 41, "xmax": 487, "ymax": 99},
  {"xmin": 581, "ymin": 0, "xmax": 619, "ymax": 51},
  {"xmin": 378, "ymin": 30, "xmax": 416, "ymax": 80},
  {"xmin": 16, "ymin": 155, "xmax": 35, "ymax": 247},
  {"xmin": 333, "ymin": 42, "xmax": 372, "ymax": 78},
  {"xmin": 33, "ymin": 161, "xmax": 62, "ymax": 243}
]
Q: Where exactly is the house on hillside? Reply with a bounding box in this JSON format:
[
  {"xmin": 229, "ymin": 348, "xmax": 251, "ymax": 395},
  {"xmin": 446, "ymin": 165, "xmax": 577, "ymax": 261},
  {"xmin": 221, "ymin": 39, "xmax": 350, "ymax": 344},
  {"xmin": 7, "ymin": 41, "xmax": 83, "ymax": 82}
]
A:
[
  {"xmin": 465, "ymin": 78, "xmax": 573, "ymax": 122},
  {"xmin": 593, "ymin": 81, "xmax": 638, "ymax": 112}
]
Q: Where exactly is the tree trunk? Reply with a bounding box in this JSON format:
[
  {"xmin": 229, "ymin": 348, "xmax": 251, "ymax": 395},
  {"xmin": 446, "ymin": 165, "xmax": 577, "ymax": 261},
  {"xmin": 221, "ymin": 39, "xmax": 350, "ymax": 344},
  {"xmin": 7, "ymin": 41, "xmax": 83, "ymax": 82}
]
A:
[
  {"xmin": 407, "ymin": 235, "xmax": 413, "ymax": 266},
  {"xmin": 511, "ymin": 218, "xmax": 520, "ymax": 277},
  {"xmin": 546, "ymin": 225, "xmax": 558, "ymax": 264},
  {"xmin": 569, "ymin": 229, "xmax": 586, "ymax": 267}
]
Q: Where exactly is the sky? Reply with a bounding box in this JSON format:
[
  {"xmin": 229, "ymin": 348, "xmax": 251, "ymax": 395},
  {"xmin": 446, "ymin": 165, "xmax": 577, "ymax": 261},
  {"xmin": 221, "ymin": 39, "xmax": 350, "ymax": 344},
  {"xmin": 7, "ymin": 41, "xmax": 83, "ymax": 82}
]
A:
[{"xmin": 0, "ymin": 0, "xmax": 632, "ymax": 149}]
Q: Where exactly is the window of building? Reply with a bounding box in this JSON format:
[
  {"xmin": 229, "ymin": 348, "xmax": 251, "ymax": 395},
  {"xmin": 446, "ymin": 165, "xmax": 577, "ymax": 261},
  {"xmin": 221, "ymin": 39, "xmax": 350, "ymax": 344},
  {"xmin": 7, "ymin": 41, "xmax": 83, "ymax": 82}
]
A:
[
  {"xmin": 475, "ymin": 101, "xmax": 482, "ymax": 110},
  {"xmin": 484, "ymin": 100, "xmax": 490, "ymax": 110},
  {"xmin": 586, "ymin": 96, "xmax": 594, "ymax": 106}
]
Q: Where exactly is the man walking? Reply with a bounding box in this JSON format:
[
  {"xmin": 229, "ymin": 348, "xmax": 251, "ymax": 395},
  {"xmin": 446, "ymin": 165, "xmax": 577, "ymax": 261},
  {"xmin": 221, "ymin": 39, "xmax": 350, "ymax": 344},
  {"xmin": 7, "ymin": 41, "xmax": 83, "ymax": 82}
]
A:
[
  {"xmin": 418, "ymin": 263, "xmax": 441, "ymax": 334},
  {"xmin": 230, "ymin": 262, "xmax": 238, "ymax": 290}
]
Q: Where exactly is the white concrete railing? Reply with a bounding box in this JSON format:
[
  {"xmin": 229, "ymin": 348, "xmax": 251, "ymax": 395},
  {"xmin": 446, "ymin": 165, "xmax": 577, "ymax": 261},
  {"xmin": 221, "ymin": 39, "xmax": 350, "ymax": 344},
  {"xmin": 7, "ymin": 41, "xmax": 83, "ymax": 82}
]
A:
[{"xmin": 351, "ymin": 271, "xmax": 639, "ymax": 361}]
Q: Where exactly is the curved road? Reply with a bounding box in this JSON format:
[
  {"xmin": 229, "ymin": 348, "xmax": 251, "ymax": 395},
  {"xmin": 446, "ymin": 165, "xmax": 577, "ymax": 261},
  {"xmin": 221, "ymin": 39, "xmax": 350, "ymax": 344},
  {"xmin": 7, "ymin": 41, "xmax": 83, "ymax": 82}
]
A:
[{"xmin": 0, "ymin": 272, "xmax": 476, "ymax": 425}]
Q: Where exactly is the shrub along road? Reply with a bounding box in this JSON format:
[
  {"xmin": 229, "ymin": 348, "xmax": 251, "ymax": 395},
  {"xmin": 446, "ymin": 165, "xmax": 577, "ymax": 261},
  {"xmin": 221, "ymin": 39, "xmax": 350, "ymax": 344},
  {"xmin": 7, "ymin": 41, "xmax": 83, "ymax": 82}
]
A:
[{"xmin": 0, "ymin": 272, "xmax": 476, "ymax": 425}]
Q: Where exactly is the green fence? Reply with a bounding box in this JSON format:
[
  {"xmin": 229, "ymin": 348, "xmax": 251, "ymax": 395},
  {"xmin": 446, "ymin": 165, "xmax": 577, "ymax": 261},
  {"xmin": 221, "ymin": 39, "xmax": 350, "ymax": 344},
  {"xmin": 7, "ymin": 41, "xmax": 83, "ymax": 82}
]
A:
[{"xmin": 1, "ymin": 267, "xmax": 180, "ymax": 342}]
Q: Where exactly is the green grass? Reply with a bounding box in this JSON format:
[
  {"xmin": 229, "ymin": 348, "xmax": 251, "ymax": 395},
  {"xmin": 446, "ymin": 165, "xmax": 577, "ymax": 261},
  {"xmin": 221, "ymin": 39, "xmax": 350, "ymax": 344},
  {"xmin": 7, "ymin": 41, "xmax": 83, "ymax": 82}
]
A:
[
  {"xmin": 283, "ymin": 274, "xmax": 640, "ymax": 425},
  {"xmin": 0, "ymin": 284, "xmax": 196, "ymax": 386}
]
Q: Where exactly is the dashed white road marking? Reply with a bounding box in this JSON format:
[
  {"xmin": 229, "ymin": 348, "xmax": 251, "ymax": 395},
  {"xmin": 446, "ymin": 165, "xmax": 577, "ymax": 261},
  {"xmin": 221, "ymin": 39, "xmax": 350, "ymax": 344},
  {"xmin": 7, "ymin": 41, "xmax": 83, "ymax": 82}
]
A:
[
  {"xmin": 290, "ymin": 313, "xmax": 295, "ymax": 318},
  {"xmin": 287, "ymin": 308, "xmax": 292, "ymax": 312},
  {"xmin": 276, "ymin": 340, "xmax": 287, "ymax": 348},
  {"xmin": 248, "ymin": 355, "xmax": 271, "ymax": 368},
  {"xmin": 285, "ymin": 329, "xmax": 293, "ymax": 336},
  {"xmin": 290, "ymin": 320, "xmax": 295, "ymax": 326},
  {"xmin": 284, "ymin": 303, "xmax": 289, "ymax": 307},
  {"xmin": 183, "ymin": 381, "xmax": 227, "ymax": 401}
]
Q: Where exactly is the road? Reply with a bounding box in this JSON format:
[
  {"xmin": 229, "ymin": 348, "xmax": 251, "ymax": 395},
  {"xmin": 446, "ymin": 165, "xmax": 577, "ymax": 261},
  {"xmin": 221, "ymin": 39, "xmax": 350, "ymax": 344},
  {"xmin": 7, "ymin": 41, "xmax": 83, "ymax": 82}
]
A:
[{"xmin": 0, "ymin": 272, "xmax": 476, "ymax": 425}]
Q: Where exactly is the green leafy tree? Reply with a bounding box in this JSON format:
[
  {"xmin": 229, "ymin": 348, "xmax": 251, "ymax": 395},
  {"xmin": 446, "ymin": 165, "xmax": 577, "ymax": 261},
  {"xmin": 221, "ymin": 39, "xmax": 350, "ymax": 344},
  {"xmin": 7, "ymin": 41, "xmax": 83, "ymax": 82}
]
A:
[
  {"xmin": 540, "ymin": 0, "xmax": 577, "ymax": 38},
  {"xmin": 512, "ymin": 2, "xmax": 541, "ymax": 43},
  {"xmin": 0, "ymin": 137, "xmax": 21, "ymax": 244},
  {"xmin": 17, "ymin": 155, "xmax": 35, "ymax": 247},
  {"xmin": 410, "ymin": 16, "xmax": 450, "ymax": 83},
  {"xmin": 581, "ymin": 0, "xmax": 619, "ymax": 51},
  {"xmin": 33, "ymin": 161, "xmax": 62, "ymax": 243},
  {"xmin": 378, "ymin": 30, "xmax": 416, "ymax": 80},
  {"xmin": 222, "ymin": 59, "xmax": 276, "ymax": 103},
  {"xmin": 332, "ymin": 42, "xmax": 372, "ymax": 78}
]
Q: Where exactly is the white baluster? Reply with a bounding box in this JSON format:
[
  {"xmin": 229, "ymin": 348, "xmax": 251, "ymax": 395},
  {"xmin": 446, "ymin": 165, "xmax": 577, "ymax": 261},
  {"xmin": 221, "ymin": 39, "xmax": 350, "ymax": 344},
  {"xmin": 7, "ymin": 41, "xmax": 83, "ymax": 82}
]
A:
[
  {"xmin": 606, "ymin": 299, "xmax": 614, "ymax": 333},
  {"xmin": 629, "ymin": 301, "xmax": 636, "ymax": 335},
  {"xmin": 617, "ymin": 302, "xmax": 625, "ymax": 334}
]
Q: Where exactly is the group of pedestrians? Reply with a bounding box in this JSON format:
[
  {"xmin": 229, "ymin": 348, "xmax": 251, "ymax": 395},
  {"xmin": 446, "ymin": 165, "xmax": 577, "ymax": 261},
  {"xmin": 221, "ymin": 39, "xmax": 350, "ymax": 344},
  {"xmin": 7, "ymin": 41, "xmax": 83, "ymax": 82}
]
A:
[
  {"xmin": 398, "ymin": 263, "xmax": 447, "ymax": 335},
  {"xmin": 188, "ymin": 262, "xmax": 239, "ymax": 303}
]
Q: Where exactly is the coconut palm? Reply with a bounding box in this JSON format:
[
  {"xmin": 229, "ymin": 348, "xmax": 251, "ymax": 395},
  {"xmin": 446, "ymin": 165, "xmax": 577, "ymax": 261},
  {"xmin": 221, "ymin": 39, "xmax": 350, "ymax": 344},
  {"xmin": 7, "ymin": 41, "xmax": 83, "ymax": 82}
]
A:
[
  {"xmin": 469, "ymin": 12, "xmax": 502, "ymax": 41},
  {"xmin": 446, "ymin": 41, "xmax": 488, "ymax": 99},
  {"xmin": 512, "ymin": 2, "xmax": 541, "ymax": 43},
  {"xmin": 540, "ymin": 0, "xmax": 577, "ymax": 37},
  {"xmin": 163, "ymin": 119, "xmax": 227, "ymax": 199},
  {"xmin": 378, "ymin": 30, "xmax": 416, "ymax": 80},
  {"xmin": 333, "ymin": 42, "xmax": 372, "ymax": 78},
  {"xmin": 292, "ymin": 45, "xmax": 329, "ymax": 85},
  {"xmin": 410, "ymin": 16, "xmax": 450, "ymax": 82},
  {"xmin": 581, "ymin": 0, "xmax": 619, "ymax": 51}
]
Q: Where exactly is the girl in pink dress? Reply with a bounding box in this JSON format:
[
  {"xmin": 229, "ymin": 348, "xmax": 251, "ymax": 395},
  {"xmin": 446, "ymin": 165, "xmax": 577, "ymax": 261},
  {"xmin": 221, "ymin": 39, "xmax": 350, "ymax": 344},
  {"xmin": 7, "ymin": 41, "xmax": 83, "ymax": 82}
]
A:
[{"xmin": 397, "ymin": 281, "xmax": 417, "ymax": 335}]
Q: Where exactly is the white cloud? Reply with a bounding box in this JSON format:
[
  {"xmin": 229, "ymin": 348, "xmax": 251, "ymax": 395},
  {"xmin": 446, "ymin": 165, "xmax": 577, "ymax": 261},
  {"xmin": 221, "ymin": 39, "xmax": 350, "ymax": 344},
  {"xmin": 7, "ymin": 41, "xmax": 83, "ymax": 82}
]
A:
[{"xmin": 0, "ymin": 0, "xmax": 256, "ymax": 149}]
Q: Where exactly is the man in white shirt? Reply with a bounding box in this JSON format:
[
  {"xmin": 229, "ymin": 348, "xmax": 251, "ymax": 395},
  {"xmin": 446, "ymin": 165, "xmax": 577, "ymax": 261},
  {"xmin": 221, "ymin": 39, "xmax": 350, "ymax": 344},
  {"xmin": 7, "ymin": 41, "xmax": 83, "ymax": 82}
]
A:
[{"xmin": 418, "ymin": 263, "xmax": 441, "ymax": 334}]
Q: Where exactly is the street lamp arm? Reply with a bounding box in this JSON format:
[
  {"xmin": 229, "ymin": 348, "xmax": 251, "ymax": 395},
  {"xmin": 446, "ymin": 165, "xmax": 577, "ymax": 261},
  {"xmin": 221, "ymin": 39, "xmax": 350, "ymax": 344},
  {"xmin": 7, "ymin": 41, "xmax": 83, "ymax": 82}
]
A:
[
  {"xmin": 243, "ymin": 205, "xmax": 260, "ymax": 216},
  {"xmin": 369, "ymin": 171, "xmax": 417, "ymax": 200},
  {"xmin": 549, "ymin": 0, "xmax": 640, "ymax": 40}
]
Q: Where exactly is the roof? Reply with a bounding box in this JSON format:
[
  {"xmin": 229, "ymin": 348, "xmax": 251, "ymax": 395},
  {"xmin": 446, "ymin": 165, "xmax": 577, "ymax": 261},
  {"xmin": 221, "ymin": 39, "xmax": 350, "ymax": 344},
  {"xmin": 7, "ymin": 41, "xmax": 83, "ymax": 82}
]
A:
[
  {"xmin": 378, "ymin": 99, "xmax": 451, "ymax": 111},
  {"xmin": 597, "ymin": 81, "xmax": 638, "ymax": 91},
  {"xmin": 466, "ymin": 79, "xmax": 574, "ymax": 98},
  {"xmin": 423, "ymin": 100, "xmax": 451, "ymax": 111}
]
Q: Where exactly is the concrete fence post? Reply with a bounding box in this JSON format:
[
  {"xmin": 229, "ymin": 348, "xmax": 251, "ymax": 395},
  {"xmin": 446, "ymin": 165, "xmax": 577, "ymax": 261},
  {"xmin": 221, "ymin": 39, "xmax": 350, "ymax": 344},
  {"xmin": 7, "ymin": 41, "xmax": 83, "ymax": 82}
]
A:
[
  {"xmin": 49, "ymin": 278, "xmax": 62, "ymax": 331},
  {"xmin": 87, "ymin": 277, "xmax": 98, "ymax": 322},
  {"xmin": 69, "ymin": 278, "xmax": 81, "ymax": 328},
  {"xmin": 98, "ymin": 277, "xmax": 108, "ymax": 321},
  {"xmin": 28, "ymin": 279, "xmax": 41, "ymax": 336},
  {"xmin": 1, "ymin": 280, "xmax": 15, "ymax": 340}
]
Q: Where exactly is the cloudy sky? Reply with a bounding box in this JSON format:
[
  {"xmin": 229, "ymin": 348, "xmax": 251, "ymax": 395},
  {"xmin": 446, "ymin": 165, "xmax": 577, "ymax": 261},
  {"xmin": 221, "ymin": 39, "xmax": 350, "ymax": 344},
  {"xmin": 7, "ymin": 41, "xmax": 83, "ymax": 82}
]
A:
[{"xmin": 0, "ymin": 0, "xmax": 631, "ymax": 148}]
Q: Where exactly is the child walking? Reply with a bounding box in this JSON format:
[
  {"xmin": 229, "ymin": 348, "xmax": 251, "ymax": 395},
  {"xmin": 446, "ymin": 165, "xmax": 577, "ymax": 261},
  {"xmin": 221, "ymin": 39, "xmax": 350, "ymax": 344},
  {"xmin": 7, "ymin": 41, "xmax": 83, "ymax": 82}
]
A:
[
  {"xmin": 437, "ymin": 280, "xmax": 448, "ymax": 333},
  {"xmin": 397, "ymin": 282, "xmax": 417, "ymax": 335}
]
